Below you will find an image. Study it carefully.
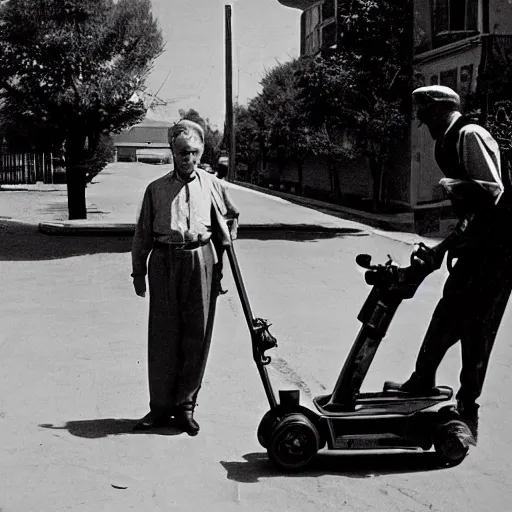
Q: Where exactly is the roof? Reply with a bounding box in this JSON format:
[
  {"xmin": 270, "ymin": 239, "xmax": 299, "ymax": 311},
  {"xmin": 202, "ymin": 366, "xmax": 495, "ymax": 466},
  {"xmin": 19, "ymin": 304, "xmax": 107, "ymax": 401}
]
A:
[
  {"xmin": 133, "ymin": 117, "xmax": 175, "ymax": 128},
  {"xmin": 114, "ymin": 142, "xmax": 170, "ymax": 148}
]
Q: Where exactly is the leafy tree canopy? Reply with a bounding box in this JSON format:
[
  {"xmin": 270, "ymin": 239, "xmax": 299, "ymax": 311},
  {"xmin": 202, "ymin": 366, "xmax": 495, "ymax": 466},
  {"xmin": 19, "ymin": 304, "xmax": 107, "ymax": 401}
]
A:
[
  {"xmin": 234, "ymin": 103, "xmax": 260, "ymax": 167},
  {"xmin": 300, "ymin": 0, "xmax": 413, "ymax": 160},
  {"xmin": 0, "ymin": 0, "xmax": 164, "ymax": 218},
  {"xmin": 0, "ymin": 0, "xmax": 163, "ymax": 143}
]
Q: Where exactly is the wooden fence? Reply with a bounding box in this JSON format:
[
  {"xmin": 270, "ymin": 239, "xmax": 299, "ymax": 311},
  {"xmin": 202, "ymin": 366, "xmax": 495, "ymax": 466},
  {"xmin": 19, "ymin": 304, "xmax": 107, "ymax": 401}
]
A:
[{"xmin": 0, "ymin": 153, "xmax": 56, "ymax": 185}]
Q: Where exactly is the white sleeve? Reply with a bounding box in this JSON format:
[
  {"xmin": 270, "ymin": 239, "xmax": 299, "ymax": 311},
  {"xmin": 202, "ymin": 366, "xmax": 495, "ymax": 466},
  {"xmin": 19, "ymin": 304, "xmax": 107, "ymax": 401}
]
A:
[{"xmin": 461, "ymin": 126, "xmax": 503, "ymax": 190}]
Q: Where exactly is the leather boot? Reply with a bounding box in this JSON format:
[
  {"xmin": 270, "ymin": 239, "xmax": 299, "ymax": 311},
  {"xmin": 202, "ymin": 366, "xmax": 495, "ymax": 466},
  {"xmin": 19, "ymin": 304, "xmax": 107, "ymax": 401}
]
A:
[
  {"xmin": 457, "ymin": 401, "xmax": 479, "ymax": 444},
  {"xmin": 384, "ymin": 371, "xmax": 437, "ymax": 394},
  {"xmin": 175, "ymin": 409, "xmax": 200, "ymax": 436},
  {"xmin": 133, "ymin": 409, "xmax": 175, "ymax": 431}
]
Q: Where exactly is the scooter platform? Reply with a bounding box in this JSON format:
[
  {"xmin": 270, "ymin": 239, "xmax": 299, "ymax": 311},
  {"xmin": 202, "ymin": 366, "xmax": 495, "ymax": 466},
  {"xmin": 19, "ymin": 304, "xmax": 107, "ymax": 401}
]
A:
[
  {"xmin": 312, "ymin": 387, "xmax": 455, "ymax": 451},
  {"xmin": 226, "ymin": 244, "xmax": 474, "ymax": 471}
]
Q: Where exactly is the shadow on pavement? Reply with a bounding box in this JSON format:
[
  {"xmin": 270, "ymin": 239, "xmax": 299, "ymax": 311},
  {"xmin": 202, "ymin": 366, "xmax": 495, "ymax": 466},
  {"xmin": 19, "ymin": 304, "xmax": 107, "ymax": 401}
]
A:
[
  {"xmin": 39, "ymin": 419, "xmax": 182, "ymax": 438},
  {"xmin": 0, "ymin": 220, "xmax": 132, "ymax": 261},
  {"xmin": 237, "ymin": 227, "xmax": 369, "ymax": 242},
  {"xmin": 220, "ymin": 451, "xmax": 445, "ymax": 482}
]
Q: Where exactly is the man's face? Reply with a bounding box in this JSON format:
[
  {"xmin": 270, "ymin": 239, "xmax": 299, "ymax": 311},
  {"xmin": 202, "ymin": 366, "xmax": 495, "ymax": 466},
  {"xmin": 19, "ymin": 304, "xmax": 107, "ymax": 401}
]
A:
[
  {"xmin": 172, "ymin": 136, "xmax": 203, "ymax": 176},
  {"xmin": 415, "ymin": 102, "xmax": 455, "ymax": 140}
]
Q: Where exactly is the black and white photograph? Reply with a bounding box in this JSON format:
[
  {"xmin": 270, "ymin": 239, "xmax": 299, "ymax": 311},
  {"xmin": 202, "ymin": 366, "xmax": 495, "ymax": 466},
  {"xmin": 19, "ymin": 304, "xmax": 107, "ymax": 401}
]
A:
[{"xmin": 1, "ymin": 0, "xmax": 512, "ymax": 510}]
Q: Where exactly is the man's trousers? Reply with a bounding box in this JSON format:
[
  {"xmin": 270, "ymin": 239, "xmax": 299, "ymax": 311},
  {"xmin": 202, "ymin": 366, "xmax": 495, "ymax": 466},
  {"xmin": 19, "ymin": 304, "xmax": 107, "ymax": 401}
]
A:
[
  {"xmin": 413, "ymin": 245, "xmax": 512, "ymax": 406},
  {"xmin": 147, "ymin": 242, "xmax": 218, "ymax": 413}
]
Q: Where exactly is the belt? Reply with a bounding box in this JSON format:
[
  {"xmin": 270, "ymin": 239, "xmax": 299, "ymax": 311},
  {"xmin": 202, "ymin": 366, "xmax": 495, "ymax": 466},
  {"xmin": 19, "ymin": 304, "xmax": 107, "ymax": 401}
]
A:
[{"xmin": 154, "ymin": 237, "xmax": 211, "ymax": 251}]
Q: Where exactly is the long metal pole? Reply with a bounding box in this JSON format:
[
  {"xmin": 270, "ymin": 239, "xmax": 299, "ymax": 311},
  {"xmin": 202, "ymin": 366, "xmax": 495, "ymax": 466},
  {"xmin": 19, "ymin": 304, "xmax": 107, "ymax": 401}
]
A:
[{"xmin": 225, "ymin": 4, "xmax": 235, "ymax": 182}]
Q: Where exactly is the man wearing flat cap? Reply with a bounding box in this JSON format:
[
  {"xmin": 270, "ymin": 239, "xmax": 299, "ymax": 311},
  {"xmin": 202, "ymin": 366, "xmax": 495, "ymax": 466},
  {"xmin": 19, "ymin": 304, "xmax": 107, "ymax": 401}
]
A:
[
  {"xmin": 131, "ymin": 119, "xmax": 239, "ymax": 435},
  {"xmin": 385, "ymin": 85, "xmax": 512, "ymax": 442}
]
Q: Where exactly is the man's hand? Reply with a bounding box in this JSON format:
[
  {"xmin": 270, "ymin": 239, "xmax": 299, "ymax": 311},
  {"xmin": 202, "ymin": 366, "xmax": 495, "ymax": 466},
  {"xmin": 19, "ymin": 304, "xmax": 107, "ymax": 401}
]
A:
[
  {"xmin": 410, "ymin": 242, "xmax": 444, "ymax": 272},
  {"xmin": 229, "ymin": 218, "xmax": 238, "ymax": 241},
  {"xmin": 133, "ymin": 275, "xmax": 147, "ymax": 297}
]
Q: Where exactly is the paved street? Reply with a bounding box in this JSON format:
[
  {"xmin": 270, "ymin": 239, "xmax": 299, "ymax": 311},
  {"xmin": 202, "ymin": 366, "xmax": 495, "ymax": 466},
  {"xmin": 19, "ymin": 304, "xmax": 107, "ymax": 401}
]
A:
[{"xmin": 1, "ymin": 164, "xmax": 512, "ymax": 511}]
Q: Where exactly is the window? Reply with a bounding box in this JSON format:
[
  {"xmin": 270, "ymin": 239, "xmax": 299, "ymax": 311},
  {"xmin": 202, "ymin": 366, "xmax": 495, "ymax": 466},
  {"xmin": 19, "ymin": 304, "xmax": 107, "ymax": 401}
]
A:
[
  {"xmin": 434, "ymin": 0, "xmax": 478, "ymax": 34},
  {"xmin": 310, "ymin": 5, "xmax": 320, "ymax": 29},
  {"xmin": 304, "ymin": 5, "xmax": 322, "ymax": 55},
  {"xmin": 433, "ymin": 0, "xmax": 478, "ymax": 48},
  {"xmin": 322, "ymin": 21, "xmax": 337, "ymax": 49},
  {"xmin": 322, "ymin": 0, "xmax": 335, "ymax": 21},
  {"xmin": 440, "ymin": 68, "xmax": 458, "ymax": 90}
]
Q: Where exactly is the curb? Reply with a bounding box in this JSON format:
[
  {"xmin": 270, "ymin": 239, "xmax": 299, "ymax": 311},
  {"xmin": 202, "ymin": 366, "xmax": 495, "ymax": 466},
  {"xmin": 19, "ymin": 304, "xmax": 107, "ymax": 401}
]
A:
[
  {"xmin": 37, "ymin": 221, "xmax": 440, "ymax": 247},
  {"xmin": 0, "ymin": 185, "xmax": 67, "ymax": 192},
  {"xmin": 232, "ymin": 181, "xmax": 416, "ymax": 233},
  {"xmin": 37, "ymin": 222, "xmax": 362, "ymax": 236},
  {"xmin": 38, "ymin": 222, "xmax": 135, "ymax": 236}
]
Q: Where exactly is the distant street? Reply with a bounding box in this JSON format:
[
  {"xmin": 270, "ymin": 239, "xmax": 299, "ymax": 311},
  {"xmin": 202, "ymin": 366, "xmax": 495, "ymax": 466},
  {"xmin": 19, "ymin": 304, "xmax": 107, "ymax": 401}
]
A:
[{"xmin": 1, "ymin": 164, "xmax": 511, "ymax": 511}]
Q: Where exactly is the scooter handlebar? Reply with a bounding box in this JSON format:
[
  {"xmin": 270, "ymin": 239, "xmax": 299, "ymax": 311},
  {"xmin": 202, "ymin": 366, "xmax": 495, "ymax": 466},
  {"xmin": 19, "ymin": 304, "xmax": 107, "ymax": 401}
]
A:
[
  {"xmin": 355, "ymin": 253, "xmax": 372, "ymax": 269},
  {"xmin": 356, "ymin": 253, "xmax": 430, "ymax": 298}
]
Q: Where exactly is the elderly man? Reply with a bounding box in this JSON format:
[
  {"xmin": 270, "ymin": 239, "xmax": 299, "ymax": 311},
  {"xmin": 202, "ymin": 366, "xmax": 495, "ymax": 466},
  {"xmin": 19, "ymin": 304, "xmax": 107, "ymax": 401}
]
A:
[
  {"xmin": 385, "ymin": 86, "xmax": 512, "ymax": 441},
  {"xmin": 131, "ymin": 119, "xmax": 239, "ymax": 435}
]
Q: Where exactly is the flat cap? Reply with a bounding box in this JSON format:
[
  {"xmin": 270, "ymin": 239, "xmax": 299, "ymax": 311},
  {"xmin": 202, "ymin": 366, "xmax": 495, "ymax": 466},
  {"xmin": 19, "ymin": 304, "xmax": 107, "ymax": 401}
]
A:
[{"xmin": 412, "ymin": 85, "xmax": 460, "ymax": 108}]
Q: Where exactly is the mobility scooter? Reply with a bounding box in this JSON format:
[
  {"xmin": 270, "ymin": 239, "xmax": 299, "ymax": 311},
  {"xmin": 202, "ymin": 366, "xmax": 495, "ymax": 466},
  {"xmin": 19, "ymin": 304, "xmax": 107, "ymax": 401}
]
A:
[{"xmin": 225, "ymin": 243, "xmax": 474, "ymax": 472}]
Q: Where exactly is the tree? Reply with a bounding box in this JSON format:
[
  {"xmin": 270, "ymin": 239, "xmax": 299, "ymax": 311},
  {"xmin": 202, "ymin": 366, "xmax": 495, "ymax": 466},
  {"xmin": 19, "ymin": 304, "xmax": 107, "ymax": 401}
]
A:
[
  {"xmin": 246, "ymin": 58, "xmax": 328, "ymax": 195},
  {"xmin": 0, "ymin": 0, "xmax": 163, "ymax": 219},
  {"xmin": 299, "ymin": 0, "xmax": 413, "ymax": 210},
  {"xmin": 178, "ymin": 108, "xmax": 223, "ymax": 169},
  {"xmin": 234, "ymin": 103, "xmax": 261, "ymax": 179}
]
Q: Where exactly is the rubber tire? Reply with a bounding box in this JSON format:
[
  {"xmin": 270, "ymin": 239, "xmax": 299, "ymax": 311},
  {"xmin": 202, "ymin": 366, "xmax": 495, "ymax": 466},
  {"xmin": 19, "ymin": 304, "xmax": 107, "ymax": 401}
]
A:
[
  {"xmin": 433, "ymin": 419, "xmax": 470, "ymax": 466},
  {"xmin": 267, "ymin": 413, "xmax": 320, "ymax": 472},
  {"xmin": 257, "ymin": 410, "xmax": 280, "ymax": 449}
]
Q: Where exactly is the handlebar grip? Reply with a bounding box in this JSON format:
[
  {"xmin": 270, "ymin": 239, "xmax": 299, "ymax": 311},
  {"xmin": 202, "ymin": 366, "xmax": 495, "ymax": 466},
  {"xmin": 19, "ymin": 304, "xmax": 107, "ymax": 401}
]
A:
[
  {"xmin": 365, "ymin": 270, "xmax": 379, "ymax": 286},
  {"xmin": 356, "ymin": 254, "xmax": 372, "ymax": 268}
]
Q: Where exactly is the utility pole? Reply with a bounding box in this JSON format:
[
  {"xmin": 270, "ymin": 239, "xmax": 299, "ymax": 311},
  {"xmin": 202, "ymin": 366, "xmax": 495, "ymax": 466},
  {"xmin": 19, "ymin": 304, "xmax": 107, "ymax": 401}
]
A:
[
  {"xmin": 335, "ymin": 0, "xmax": 340, "ymax": 51},
  {"xmin": 225, "ymin": 4, "xmax": 236, "ymax": 181}
]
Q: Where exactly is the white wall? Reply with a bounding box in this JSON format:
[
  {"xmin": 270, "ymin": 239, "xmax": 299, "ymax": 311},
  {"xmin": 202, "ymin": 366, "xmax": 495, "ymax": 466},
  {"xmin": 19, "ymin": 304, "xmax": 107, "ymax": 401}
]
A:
[{"xmin": 490, "ymin": 0, "xmax": 512, "ymax": 33}]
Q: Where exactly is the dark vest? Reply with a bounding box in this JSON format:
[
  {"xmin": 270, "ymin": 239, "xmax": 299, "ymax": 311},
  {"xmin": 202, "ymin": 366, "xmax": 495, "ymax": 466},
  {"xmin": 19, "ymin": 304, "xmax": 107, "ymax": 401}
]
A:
[
  {"xmin": 435, "ymin": 116, "xmax": 512, "ymax": 246},
  {"xmin": 434, "ymin": 115, "xmax": 473, "ymax": 180}
]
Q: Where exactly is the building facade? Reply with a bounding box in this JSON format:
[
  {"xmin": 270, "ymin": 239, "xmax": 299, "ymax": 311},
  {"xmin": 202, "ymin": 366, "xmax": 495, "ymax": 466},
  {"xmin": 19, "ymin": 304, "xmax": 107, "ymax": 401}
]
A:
[
  {"xmin": 277, "ymin": 0, "xmax": 512, "ymax": 232},
  {"xmin": 113, "ymin": 118, "xmax": 173, "ymax": 164}
]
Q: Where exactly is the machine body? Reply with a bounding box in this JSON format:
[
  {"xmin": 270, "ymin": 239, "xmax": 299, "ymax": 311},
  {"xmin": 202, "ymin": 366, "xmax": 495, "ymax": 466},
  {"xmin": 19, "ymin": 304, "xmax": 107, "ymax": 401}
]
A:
[{"xmin": 226, "ymin": 245, "xmax": 474, "ymax": 471}]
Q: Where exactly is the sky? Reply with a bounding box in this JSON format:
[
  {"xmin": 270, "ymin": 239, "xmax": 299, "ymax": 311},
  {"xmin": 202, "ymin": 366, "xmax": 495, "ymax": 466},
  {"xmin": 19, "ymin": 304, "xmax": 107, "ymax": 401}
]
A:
[{"xmin": 144, "ymin": 0, "xmax": 302, "ymax": 129}]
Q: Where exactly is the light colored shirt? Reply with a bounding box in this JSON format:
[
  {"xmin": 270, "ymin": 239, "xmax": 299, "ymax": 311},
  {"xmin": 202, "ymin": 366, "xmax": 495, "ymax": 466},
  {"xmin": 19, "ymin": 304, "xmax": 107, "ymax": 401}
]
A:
[
  {"xmin": 170, "ymin": 173, "xmax": 212, "ymax": 241},
  {"xmin": 132, "ymin": 168, "xmax": 239, "ymax": 277},
  {"xmin": 446, "ymin": 112, "xmax": 504, "ymax": 202}
]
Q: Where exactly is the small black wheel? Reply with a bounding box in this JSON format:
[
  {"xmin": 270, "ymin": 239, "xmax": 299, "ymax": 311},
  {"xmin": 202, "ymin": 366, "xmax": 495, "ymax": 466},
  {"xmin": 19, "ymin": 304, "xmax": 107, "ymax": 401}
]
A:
[
  {"xmin": 267, "ymin": 413, "xmax": 320, "ymax": 472},
  {"xmin": 257, "ymin": 410, "xmax": 280, "ymax": 449},
  {"xmin": 433, "ymin": 419, "xmax": 472, "ymax": 466}
]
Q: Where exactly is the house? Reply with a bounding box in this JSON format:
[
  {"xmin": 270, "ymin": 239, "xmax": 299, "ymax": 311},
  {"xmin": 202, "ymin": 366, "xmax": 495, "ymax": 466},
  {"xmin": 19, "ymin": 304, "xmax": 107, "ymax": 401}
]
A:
[
  {"xmin": 276, "ymin": 0, "xmax": 512, "ymax": 233},
  {"xmin": 113, "ymin": 117, "xmax": 173, "ymax": 164}
]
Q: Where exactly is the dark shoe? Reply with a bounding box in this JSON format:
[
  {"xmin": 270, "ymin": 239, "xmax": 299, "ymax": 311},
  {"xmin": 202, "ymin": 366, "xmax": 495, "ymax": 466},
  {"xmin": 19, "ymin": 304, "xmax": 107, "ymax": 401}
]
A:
[
  {"xmin": 175, "ymin": 409, "xmax": 200, "ymax": 436},
  {"xmin": 384, "ymin": 372, "xmax": 437, "ymax": 394},
  {"xmin": 133, "ymin": 411, "xmax": 174, "ymax": 431},
  {"xmin": 457, "ymin": 401, "xmax": 479, "ymax": 443}
]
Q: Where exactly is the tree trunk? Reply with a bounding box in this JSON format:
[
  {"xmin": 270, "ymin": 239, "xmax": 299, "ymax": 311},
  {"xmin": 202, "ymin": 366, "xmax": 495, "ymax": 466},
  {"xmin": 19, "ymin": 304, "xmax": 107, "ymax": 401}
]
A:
[
  {"xmin": 329, "ymin": 157, "xmax": 341, "ymax": 203},
  {"xmin": 369, "ymin": 156, "xmax": 383, "ymax": 213},
  {"xmin": 297, "ymin": 159, "xmax": 304, "ymax": 196},
  {"xmin": 65, "ymin": 133, "xmax": 87, "ymax": 220}
]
